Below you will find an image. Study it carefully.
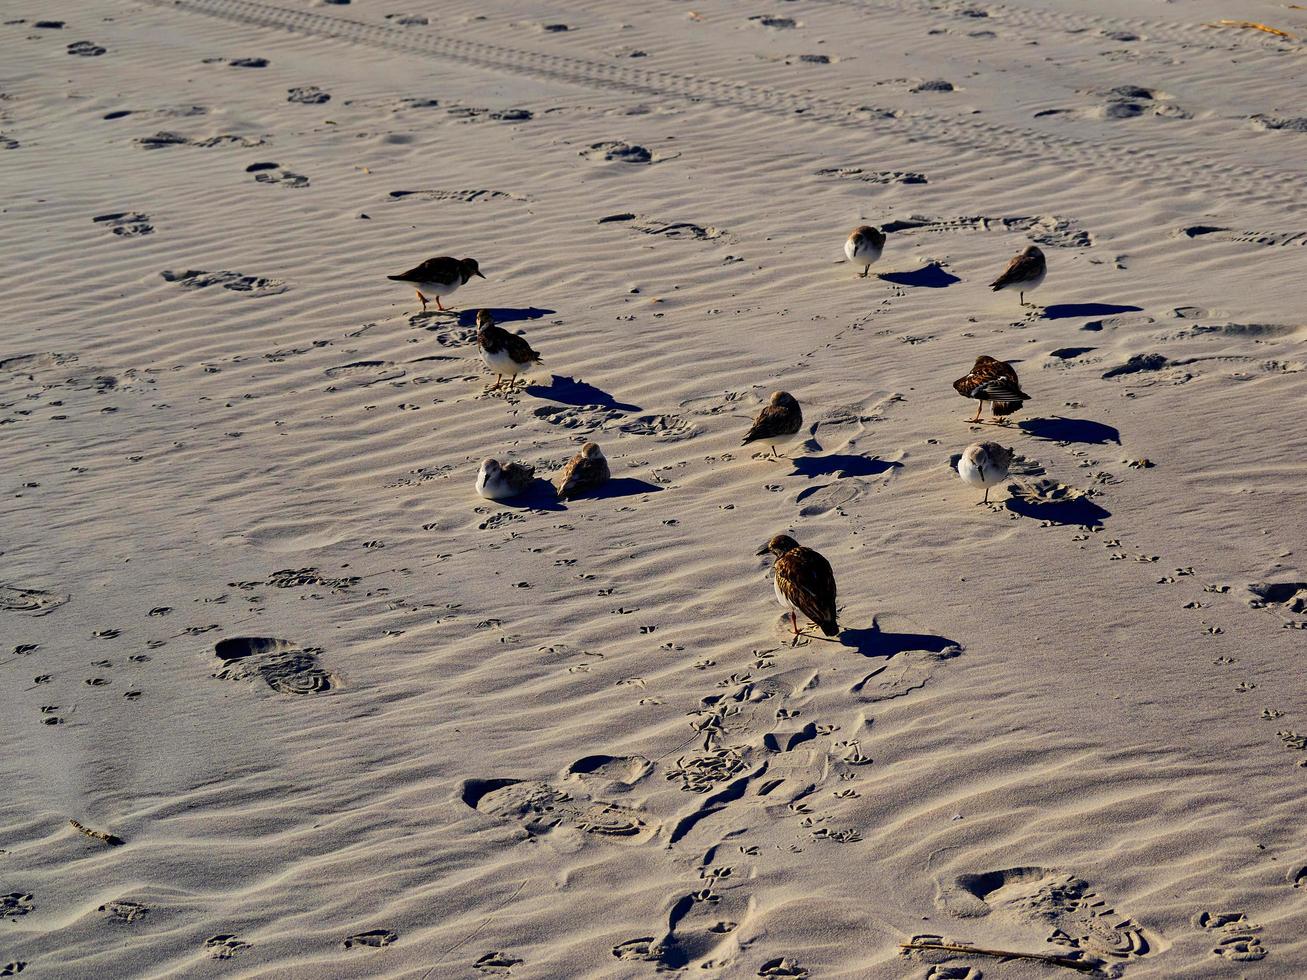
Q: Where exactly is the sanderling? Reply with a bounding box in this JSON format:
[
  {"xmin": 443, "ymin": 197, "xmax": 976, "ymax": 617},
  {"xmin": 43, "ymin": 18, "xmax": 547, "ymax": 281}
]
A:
[
  {"xmin": 958, "ymin": 441, "xmax": 1014, "ymax": 503},
  {"xmin": 845, "ymin": 225, "xmax": 886, "ymax": 278},
  {"xmin": 990, "ymin": 244, "xmax": 1045, "ymax": 306},
  {"xmin": 476, "ymin": 458, "xmax": 536, "ymax": 501},
  {"xmin": 557, "ymin": 442, "xmax": 610, "ymax": 500},
  {"xmin": 742, "ymin": 391, "xmax": 804, "ymax": 459}
]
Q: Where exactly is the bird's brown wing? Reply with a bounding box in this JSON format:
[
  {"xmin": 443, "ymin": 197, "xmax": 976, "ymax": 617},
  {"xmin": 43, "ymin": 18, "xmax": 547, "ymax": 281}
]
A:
[
  {"xmin": 558, "ymin": 456, "xmax": 610, "ymax": 499},
  {"xmin": 990, "ymin": 250, "xmax": 1044, "ymax": 290},
  {"xmin": 391, "ymin": 256, "xmax": 459, "ymax": 284},
  {"xmin": 742, "ymin": 404, "xmax": 801, "ymax": 445},
  {"xmin": 503, "ymin": 332, "xmax": 543, "ymax": 365},
  {"xmin": 955, "ymin": 356, "xmax": 1024, "ymax": 398},
  {"xmin": 775, "ymin": 547, "xmax": 838, "ymax": 634}
]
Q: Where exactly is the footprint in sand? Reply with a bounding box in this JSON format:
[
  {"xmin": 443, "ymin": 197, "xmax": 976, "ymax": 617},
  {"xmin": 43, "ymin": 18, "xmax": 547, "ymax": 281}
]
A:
[
  {"xmin": 1196, "ymin": 910, "xmax": 1267, "ymax": 961},
  {"xmin": 936, "ymin": 868, "xmax": 1161, "ymax": 964},
  {"xmin": 1, "ymin": 894, "xmax": 34, "ymax": 919},
  {"xmin": 474, "ymin": 951, "xmax": 523, "ymax": 974},
  {"xmin": 0, "ymin": 584, "xmax": 69, "ymax": 616},
  {"xmin": 98, "ymin": 900, "xmax": 149, "ymax": 922},
  {"xmin": 757, "ymin": 957, "xmax": 808, "ymax": 978},
  {"xmin": 212, "ymin": 637, "xmax": 337, "ymax": 695},
  {"xmin": 204, "ymin": 935, "xmax": 251, "ymax": 959},
  {"xmin": 461, "ymin": 777, "xmax": 655, "ymax": 844},
  {"xmin": 343, "ymin": 929, "xmax": 397, "ymax": 949}
]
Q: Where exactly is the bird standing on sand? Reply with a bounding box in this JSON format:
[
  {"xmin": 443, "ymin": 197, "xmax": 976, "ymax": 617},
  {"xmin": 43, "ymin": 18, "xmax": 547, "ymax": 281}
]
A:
[
  {"xmin": 556, "ymin": 442, "xmax": 610, "ymax": 500},
  {"xmin": 958, "ymin": 441, "xmax": 1014, "ymax": 504},
  {"xmin": 953, "ymin": 355, "xmax": 1031, "ymax": 423},
  {"xmin": 477, "ymin": 310, "xmax": 542, "ymax": 390},
  {"xmin": 990, "ymin": 244, "xmax": 1045, "ymax": 306},
  {"xmin": 742, "ymin": 391, "xmax": 803, "ymax": 459},
  {"xmin": 845, "ymin": 225, "xmax": 886, "ymax": 278},
  {"xmin": 388, "ymin": 256, "xmax": 485, "ymax": 312},
  {"xmin": 756, "ymin": 534, "xmax": 839, "ymax": 644},
  {"xmin": 476, "ymin": 458, "xmax": 536, "ymax": 501}
]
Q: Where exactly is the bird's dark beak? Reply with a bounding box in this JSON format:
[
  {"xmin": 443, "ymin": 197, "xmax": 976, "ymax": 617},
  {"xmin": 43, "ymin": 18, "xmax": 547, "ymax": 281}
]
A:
[
  {"xmin": 475, "ymin": 269, "xmax": 486, "ymax": 279},
  {"xmin": 755, "ymin": 544, "xmax": 770, "ymax": 556}
]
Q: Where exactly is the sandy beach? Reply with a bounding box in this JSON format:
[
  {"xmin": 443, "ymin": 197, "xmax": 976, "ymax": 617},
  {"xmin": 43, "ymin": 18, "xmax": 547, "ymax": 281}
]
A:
[{"xmin": 2, "ymin": 0, "xmax": 1306, "ymax": 976}]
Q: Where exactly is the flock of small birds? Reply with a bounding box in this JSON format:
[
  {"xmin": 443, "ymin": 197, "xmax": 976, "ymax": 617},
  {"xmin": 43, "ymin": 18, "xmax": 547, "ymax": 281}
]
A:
[{"xmin": 387, "ymin": 228, "xmax": 1047, "ymax": 644}]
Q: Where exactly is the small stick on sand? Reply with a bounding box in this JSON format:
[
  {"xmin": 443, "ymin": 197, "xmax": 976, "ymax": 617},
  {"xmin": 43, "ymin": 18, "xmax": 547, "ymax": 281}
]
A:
[
  {"xmin": 69, "ymin": 819, "xmax": 125, "ymax": 847},
  {"xmin": 899, "ymin": 941, "xmax": 1099, "ymax": 973}
]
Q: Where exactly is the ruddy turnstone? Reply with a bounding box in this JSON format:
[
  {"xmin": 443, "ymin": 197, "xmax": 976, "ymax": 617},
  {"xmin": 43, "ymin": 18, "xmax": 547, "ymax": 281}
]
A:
[
  {"xmin": 990, "ymin": 244, "xmax": 1045, "ymax": 306},
  {"xmin": 476, "ymin": 457, "xmax": 536, "ymax": 501},
  {"xmin": 958, "ymin": 441, "xmax": 1014, "ymax": 503},
  {"xmin": 556, "ymin": 442, "xmax": 610, "ymax": 500},
  {"xmin": 476, "ymin": 310, "xmax": 542, "ymax": 390},
  {"xmin": 387, "ymin": 255, "xmax": 485, "ymax": 312},
  {"xmin": 845, "ymin": 225, "xmax": 886, "ymax": 278},
  {"xmin": 742, "ymin": 391, "xmax": 803, "ymax": 459},
  {"xmin": 953, "ymin": 355, "xmax": 1031, "ymax": 422},
  {"xmin": 756, "ymin": 534, "xmax": 839, "ymax": 643}
]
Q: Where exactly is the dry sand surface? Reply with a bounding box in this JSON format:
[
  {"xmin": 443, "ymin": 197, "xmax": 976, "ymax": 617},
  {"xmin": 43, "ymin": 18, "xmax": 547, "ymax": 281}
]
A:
[{"xmin": 3, "ymin": 0, "xmax": 1307, "ymax": 976}]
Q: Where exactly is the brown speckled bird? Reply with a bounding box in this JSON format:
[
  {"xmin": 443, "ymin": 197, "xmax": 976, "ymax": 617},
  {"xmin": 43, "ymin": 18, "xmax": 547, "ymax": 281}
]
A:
[
  {"xmin": 990, "ymin": 244, "xmax": 1045, "ymax": 306},
  {"xmin": 756, "ymin": 534, "xmax": 839, "ymax": 643},
  {"xmin": 953, "ymin": 355, "xmax": 1031, "ymax": 423},
  {"xmin": 556, "ymin": 442, "xmax": 610, "ymax": 500},
  {"xmin": 742, "ymin": 391, "xmax": 803, "ymax": 459},
  {"xmin": 477, "ymin": 310, "xmax": 542, "ymax": 390}
]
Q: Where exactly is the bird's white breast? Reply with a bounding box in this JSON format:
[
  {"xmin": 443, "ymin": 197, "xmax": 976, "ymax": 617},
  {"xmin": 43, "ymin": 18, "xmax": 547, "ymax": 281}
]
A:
[
  {"xmin": 845, "ymin": 238, "xmax": 883, "ymax": 264},
  {"xmin": 482, "ymin": 347, "xmax": 526, "ymax": 375},
  {"xmin": 959, "ymin": 453, "xmax": 1006, "ymax": 488},
  {"xmin": 476, "ymin": 470, "xmax": 513, "ymax": 500},
  {"xmin": 774, "ymin": 576, "xmax": 796, "ymax": 610},
  {"xmin": 415, "ymin": 276, "xmax": 461, "ymax": 295}
]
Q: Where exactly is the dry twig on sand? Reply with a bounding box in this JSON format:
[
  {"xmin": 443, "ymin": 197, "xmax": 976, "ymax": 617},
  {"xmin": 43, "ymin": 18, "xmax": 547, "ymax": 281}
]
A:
[{"xmin": 69, "ymin": 819, "xmax": 125, "ymax": 846}]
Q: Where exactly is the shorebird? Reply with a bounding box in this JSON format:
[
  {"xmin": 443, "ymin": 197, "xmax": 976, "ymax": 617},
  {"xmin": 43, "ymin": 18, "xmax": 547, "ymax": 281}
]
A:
[
  {"xmin": 990, "ymin": 244, "xmax": 1045, "ymax": 306},
  {"xmin": 476, "ymin": 458, "xmax": 536, "ymax": 501},
  {"xmin": 742, "ymin": 391, "xmax": 804, "ymax": 459},
  {"xmin": 388, "ymin": 256, "xmax": 484, "ymax": 312},
  {"xmin": 953, "ymin": 355, "xmax": 1031, "ymax": 423},
  {"xmin": 845, "ymin": 225, "xmax": 886, "ymax": 278},
  {"xmin": 756, "ymin": 534, "xmax": 839, "ymax": 644},
  {"xmin": 958, "ymin": 441, "xmax": 1014, "ymax": 504},
  {"xmin": 556, "ymin": 442, "xmax": 610, "ymax": 500},
  {"xmin": 477, "ymin": 310, "xmax": 542, "ymax": 390}
]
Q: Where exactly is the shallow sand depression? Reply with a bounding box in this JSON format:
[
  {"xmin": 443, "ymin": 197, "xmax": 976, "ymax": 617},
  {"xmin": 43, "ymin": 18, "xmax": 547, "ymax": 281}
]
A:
[{"xmin": 1, "ymin": 0, "xmax": 1306, "ymax": 976}]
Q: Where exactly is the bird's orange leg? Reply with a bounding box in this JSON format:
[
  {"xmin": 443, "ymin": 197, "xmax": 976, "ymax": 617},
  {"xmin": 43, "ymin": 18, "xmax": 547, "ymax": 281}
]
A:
[
  {"xmin": 435, "ymin": 295, "xmax": 446, "ymax": 312},
  {"xmin": 416, "ymin": 290, "xmax": 428, "ymax": 312},
  {"xmin": 970, "ymin": 401, "xmax": 984, "ymax": 422}
]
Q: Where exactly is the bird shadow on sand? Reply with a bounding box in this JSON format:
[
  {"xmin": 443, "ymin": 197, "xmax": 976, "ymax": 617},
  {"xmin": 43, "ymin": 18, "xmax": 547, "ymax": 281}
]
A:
[
  {"xmin": 1005, "ymin": 493, "xmax": 1111, "ymax": 527},
  {"xmin": 494, "ymin": 479, "xmax": 566, "ymax": 512},
  {"xmin": 577, "ymin": 477, "xmax": 663, "ymax": 500},
  {"xmin": 1018, "ymin": 416, "xmax": 1121, "ymax": 445},
  {"xmin": 456, "ymin": 306, "xmax": 555, "ymax": 327},
  {"xmin": 525, "ymin": 375, "xmax": 641, "ymax": 413},
  {"xmin": 837, "ymin": 616, "xmax": 962, "ymax": 659},
  {"xmin": 791, "ymin": 454, "xmax": 902, "ymax": 480},
  {"xmin": 1040, "ymin": 302, "xmax": 1141, "ymax": 320},
  {"xmin": 878, "ymin": 262, "xmax": 960, "ymax": 289}
]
